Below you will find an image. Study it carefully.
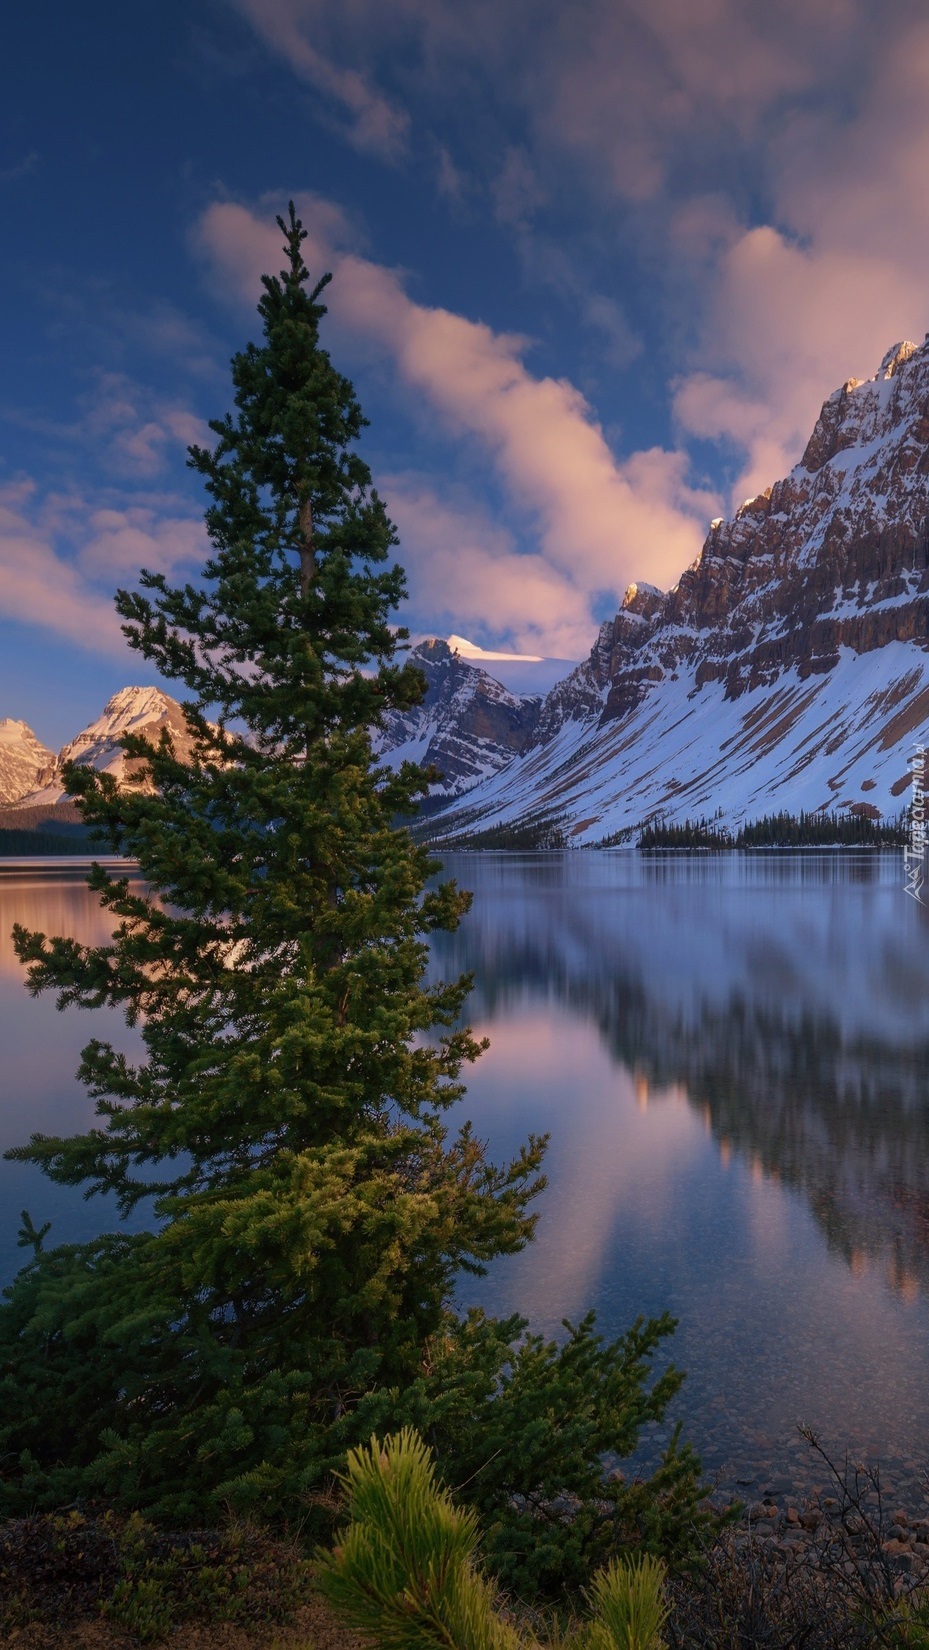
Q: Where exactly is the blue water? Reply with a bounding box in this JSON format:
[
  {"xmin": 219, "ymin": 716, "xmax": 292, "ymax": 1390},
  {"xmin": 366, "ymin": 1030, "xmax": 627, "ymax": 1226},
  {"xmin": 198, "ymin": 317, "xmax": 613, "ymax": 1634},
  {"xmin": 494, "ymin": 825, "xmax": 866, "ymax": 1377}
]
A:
[{"xmin": 3, "ymin": 851, "xmax": 929, "ymax": 1497}]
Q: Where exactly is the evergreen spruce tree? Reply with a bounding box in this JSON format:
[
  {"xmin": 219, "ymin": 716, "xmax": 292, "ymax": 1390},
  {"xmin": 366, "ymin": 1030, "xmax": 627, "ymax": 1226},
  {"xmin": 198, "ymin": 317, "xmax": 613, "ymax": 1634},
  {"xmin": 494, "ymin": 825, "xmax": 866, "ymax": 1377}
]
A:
[
  {"xmin": 0, "ymin": 207, "xmax": 544, "ymax": 1521},
  {"xmin": 0, "ymin": 211, "xmax": 714, "ymax": 1594}
]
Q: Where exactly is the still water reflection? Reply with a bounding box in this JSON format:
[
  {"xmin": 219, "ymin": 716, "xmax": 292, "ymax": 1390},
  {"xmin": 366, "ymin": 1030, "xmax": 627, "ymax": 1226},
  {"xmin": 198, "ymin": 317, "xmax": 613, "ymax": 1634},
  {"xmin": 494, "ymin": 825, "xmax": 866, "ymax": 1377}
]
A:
[
  {"xmin": 428, "ymin": 852, "xmax": 929, "ymax": 1493},
  {"xmin": 2, "ymin": 853, "xmax": 929, "ymax": 1494},
  {"xmin": 0, "ymin": 865, "xmax": 150, "ymax": 1267}
]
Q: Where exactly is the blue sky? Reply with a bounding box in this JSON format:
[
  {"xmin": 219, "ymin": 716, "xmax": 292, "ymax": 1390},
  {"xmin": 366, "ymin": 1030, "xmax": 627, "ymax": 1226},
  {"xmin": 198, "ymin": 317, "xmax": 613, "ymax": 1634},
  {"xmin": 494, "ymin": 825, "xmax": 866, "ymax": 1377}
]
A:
[{"xmin": 3, "ymin": 0, "xmax": 929, "ymax": 746}]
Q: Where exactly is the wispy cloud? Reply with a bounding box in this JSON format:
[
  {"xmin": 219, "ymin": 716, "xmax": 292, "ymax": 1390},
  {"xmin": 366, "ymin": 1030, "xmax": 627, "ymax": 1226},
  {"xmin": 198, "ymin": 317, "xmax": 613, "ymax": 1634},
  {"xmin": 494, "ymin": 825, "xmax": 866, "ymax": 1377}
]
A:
[
  {"xmin": 229, "ymin": 0, "xmax": 411, "ymax": 160},
  {"xmin": 435, "ymin": 145, "xmax": 470, "ymax": 206},
  {"xmin": 224, "ymin": 0, "xmax": 875, "ymax": 204},
  {"xmin": 81, "ymin": 374, "xmax": 213, "ymax": 479},
  {"xmin": 0, "ymin": 482, "xmax": 125, "ymax": 655},
  {"xmin": 491, "ymin": 146, "xmax": 546, "ymax": 231},
  {"xmin": 0, "ymin": 150, "xmax": 39, "ymax": 184},
  {"xmin": 2, "ymin": 372, "xmax": 212, "ymax": 482}
]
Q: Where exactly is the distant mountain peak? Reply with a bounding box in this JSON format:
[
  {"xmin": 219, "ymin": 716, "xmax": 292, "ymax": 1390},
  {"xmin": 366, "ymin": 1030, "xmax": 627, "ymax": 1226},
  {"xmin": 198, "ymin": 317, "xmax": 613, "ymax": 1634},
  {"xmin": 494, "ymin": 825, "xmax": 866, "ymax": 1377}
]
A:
[
  {"xmin": 0, "ymin": 719, "xmax": 55, "ymax": 806},
  {"xmin": 94, "ymin": 685, "xmax": 181, "ymax": 723},
  {"xmin": 9, "ymin": 686, "xmax": 196, "ymax": 809},
  {"xmin": 376, "ymin": 638, "xmax": 542, "ymax": 798}
]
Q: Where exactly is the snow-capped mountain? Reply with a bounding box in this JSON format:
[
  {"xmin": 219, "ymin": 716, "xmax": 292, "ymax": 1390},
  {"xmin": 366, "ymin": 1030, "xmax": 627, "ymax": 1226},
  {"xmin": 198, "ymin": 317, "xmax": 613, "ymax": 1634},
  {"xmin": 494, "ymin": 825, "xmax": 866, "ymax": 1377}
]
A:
[
  {"xmin": 0, "ymin": 720, "xmax": 55, "ymax": 806},
  {"xmin": 434, "ymin": 338, "xmax": 929, "ymax": 842},
  {"xmin": 3, "ymin": 648, "xmax": 551, "ymax": 815},
  {"xmin": 15, "ymin": 687, "xmax": 198, "ymax": 806},
  {"xmin": 375, "ymin": 638, "xmax": 544, "ymax": 797}
]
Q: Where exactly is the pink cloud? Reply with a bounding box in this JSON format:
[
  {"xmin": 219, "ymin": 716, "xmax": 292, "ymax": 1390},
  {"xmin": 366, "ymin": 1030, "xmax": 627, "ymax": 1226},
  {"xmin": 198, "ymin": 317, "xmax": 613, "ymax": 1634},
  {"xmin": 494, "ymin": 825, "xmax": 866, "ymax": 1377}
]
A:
[
  {"xmin": 674, "ymin": 19, "xmax": 929, "ymax": 504},
  {"xmin": 196, "ymin": 195, "xmax": 719, "ymax": 637},
  {"xmin": 81, "ymin": 375, "xmax": 212, "ymax": 479},
  {"xmin": 524, "ymin": 0, "xmax": 876, "ymax": 204},
  {"xmin": 0, "ymin": 481, "xmax": 207, "ymax": 656},
  {"xmin": 220, "ymin": 0, "xmax": 929, "ymax": 524},
  {"xmin": 385, "ymin": 476, "xmax": 595, "ymax": 659},
  {"xmin": 77, "ymin": 505, "xmax": 207, "ymax": 580},
  {"xmin": 0, "ymin": 483, "xmax": 125, "ymax": 655}
]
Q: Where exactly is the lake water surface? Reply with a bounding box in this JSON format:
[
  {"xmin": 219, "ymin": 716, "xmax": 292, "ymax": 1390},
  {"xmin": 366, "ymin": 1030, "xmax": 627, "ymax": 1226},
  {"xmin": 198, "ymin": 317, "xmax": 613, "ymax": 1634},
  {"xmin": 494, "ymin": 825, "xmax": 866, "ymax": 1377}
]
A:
[{"xmin": 3, "ymin": 852, "xmax": 929, "ymax": 1500}]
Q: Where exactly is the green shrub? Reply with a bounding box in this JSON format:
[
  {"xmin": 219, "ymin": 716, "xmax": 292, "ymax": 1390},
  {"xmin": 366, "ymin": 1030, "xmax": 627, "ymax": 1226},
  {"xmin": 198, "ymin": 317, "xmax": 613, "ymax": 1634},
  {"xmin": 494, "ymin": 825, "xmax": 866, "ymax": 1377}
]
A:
[
  {"xmin": 886, "ymin": 1592, "xmax": 929, "ymax": 1648},
  {"xmin": 319, "ymin": 1428, "xmax": 669, "ymax": 1650},
  {"xmin": 584, "ymin": 1556, "xmax": 669, "ymax": 1650},
  {"xmin": 372, "ymin": 1308, "xmax": 719, "ymax": 1605},
  {"xmin": 102, "ymin": 1575, "xmax": 173, "ymax": 1642},
  {"xmin": 319, "ymin": 1428, "xmax": 521, "ymax": 1649}
]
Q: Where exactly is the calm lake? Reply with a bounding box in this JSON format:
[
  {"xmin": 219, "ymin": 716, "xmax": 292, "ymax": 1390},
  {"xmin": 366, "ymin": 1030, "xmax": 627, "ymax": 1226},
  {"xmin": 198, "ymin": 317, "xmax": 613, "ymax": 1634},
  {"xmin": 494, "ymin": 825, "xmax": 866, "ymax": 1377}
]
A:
[{"xmin": 2, "ymin": 851, "xmax": 929, "ymax": 1500}]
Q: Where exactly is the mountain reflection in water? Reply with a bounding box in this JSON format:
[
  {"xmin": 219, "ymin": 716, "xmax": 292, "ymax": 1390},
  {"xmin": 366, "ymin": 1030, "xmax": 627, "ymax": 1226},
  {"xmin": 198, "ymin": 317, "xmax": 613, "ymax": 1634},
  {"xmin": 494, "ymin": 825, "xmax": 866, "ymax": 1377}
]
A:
[
  {"xmin": 427, "ymin": 851, "xmax": 929, "ymax": 1488},
  {"xmin": 2, "ymin": 852, "xmax": 929, "ymax": 1491}
]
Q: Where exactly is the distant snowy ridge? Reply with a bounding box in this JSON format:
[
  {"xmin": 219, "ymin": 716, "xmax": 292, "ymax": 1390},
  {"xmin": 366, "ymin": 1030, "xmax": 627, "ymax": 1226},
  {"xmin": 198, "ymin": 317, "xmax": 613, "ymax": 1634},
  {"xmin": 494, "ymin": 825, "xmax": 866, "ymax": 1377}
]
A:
[
  {"xmin": 433, "ymin": 337, "xmax": 929, "ymax": 841},
  {"xmin": 11, "ymin": 687, "xmax": 201, "ymax": 807},
  {"xmin": 1, "ymin": 639, "xmax": 573, "ymax": 814},
  {"xmin": 1, "ymin": 640, "xmax": 568, "ymax": 813}
]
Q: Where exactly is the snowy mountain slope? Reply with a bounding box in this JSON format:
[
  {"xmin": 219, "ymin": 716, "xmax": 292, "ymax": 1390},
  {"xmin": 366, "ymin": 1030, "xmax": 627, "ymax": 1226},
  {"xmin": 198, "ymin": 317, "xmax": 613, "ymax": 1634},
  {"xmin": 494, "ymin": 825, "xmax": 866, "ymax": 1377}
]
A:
[
  {"xmin": 0, "ymin": 720, "xmax": 55, "ymax": 805},
  {"xmin": 18, "ymin": 687, "xmax": 198, "ymax": 806},
  {"xmin": 375, "ymin": 638, "xmax": 544, "ymax": 797},
  {"xmin": 434, "ymin": 339, "xmax": 929, "ymax": 841}
]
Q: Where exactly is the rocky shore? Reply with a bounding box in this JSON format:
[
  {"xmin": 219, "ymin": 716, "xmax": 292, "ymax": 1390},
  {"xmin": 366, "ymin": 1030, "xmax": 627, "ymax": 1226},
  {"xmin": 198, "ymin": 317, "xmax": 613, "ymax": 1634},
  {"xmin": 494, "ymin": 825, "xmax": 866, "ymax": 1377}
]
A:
[{"xmin": 725, "ymin": 1492, "xmax": 929, "ymax": 1579}]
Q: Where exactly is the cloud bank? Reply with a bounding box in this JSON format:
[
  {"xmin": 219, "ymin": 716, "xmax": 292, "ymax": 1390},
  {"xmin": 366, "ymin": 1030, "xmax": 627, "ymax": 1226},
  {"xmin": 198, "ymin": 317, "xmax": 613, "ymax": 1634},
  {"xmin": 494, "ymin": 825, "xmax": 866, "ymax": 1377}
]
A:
[
  {"xmin": 0, "ymin": 480, "xmax": 207, "ymax": 658},
  {"xmin": 12, "ymin": 1, "xmax": 929, "ymax": 669},
  {"xmin": 673, "ymin": 19, "xmax": 929, "ymax": 502}
]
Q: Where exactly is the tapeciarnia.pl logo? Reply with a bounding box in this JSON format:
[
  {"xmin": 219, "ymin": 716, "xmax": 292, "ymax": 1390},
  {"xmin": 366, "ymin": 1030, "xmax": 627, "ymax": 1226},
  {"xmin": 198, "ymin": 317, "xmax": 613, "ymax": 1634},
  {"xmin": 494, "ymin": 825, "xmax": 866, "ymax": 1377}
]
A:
[{"xmin": 905, "ymin": 742, "xmax": 926, "ymax": 904}]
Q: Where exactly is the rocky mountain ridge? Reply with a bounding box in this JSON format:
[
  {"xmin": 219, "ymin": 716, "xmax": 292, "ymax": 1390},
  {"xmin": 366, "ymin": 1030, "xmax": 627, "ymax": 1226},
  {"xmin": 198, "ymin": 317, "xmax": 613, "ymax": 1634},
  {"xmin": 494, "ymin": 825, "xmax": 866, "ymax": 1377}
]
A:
[
  {"xmin": 374, "ymin": 638, "xmax": 544, "ymax": 798},
  {"xmin": 432, "ymin": 336, "xmax": 929, "ymax": 842},
  {"xmin": 584, "ymin": 339, "xmax": 929, "ymax": 721}
]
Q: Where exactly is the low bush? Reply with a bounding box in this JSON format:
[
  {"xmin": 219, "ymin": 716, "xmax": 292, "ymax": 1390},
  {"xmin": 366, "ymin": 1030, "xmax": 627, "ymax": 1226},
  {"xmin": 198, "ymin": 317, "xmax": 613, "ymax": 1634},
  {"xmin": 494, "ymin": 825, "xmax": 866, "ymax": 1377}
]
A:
[{"xmin": 0, "ymin": 1509, "xmax": 314, "ymax": 1641}]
